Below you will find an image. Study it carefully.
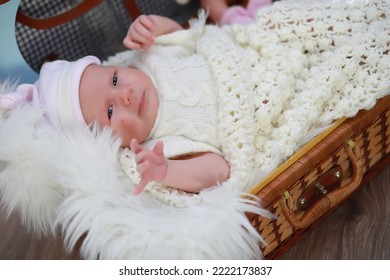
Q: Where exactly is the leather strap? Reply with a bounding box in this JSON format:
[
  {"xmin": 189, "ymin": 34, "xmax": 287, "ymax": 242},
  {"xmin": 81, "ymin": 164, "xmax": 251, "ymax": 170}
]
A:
[
  {"xmin": 15, "ymin": 0, "xmax": 141, "ymax": 29},
  {"xmin": 16, "ymin": 0, "xmax": 103, "ymax": 29},
  {"xmin": 122, "ymin": 0, "xmax": 141, "ymax": 20}
]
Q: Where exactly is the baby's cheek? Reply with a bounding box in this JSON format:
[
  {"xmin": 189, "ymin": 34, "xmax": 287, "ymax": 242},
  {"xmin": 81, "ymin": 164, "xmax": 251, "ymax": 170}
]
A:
[
  {"xmin": 120, "ymin": 117, "xmax": 133, "ymax": 131},
  {"xmin": 118, "ymin": 117, "xmax": 137, "ymax": 144}
]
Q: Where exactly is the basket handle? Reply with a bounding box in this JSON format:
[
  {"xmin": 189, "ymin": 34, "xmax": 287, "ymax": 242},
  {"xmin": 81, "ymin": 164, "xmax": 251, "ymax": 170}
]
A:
[{"xmin": 279, "ymin": 141, "xmax": 363, "ymax": 229}]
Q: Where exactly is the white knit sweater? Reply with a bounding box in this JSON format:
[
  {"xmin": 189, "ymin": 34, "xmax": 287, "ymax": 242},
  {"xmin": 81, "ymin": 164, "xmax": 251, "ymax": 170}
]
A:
[{"xmin": 133, "ymin": 38, "xmax": 221, "ymax": 156}]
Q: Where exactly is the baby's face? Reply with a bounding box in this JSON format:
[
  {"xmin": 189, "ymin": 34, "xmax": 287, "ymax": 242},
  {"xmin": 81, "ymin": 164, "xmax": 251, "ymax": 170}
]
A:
[{"xmin": 79, "ymin": 64, "xmax": 159, "ymax": 147}]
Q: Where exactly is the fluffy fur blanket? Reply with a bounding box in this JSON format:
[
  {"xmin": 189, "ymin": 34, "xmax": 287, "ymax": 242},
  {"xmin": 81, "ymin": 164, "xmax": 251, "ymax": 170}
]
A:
[{"xmin": 0, "ymin": 0, "xmax": 389, "ymax": 259}]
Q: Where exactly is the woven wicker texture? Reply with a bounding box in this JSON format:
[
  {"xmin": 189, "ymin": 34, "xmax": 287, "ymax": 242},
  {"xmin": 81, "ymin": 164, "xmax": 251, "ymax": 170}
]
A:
[{"xmin": 250, "ymin": 95, "xmax": 390, "ymax": 259}]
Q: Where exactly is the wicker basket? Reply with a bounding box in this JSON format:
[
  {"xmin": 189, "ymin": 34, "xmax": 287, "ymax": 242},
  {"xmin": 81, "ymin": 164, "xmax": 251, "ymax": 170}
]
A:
[{"xmin": 248, "ymin": 95, "xmax": 390, "ymax": 259}]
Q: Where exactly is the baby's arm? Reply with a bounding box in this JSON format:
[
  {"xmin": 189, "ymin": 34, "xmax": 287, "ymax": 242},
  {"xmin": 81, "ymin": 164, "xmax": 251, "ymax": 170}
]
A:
[
  {"xmin": 130, "ymin": 139, "xmax": 230, "ymax": 195},
  {"xmin": 200, "ymin": 0, "xmax": 229, "ymax": 23},
  {"xmin": 123, "ymin": 15, "xmax": 183, "ymax": 50}
]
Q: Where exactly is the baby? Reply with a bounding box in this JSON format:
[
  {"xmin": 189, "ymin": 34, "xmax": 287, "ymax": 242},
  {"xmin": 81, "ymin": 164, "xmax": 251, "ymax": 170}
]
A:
[{"xmin": 0, "ymin": 15, "xmax": 230, "ymax": 195}]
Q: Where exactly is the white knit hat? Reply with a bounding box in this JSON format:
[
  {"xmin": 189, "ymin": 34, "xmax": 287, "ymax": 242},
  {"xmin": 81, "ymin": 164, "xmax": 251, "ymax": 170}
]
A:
[{"xmin": 37, "ymin": 55, "xmax": 101, "ymax": 130}]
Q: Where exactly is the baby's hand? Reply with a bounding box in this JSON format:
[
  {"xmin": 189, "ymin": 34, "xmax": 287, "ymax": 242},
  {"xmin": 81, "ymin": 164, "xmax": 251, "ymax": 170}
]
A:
[
  {"xmin": 123, "ymin": 15, "xmax": 156, "ymax": 50},
  {"xmin": 130, "ymin": 139, "xmax": 168, "ymax": 195}
]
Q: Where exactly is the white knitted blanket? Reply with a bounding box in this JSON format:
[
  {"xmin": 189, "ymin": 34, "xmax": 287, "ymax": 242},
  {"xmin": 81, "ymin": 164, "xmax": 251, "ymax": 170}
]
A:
[
  {"xmin": 0, "ymin": 0, "xmax": 389, "ymax": 260},
  {"xmin": 211, "ymin": 0, "xmax": 390, "ymax": 179},
  {"xmin": 222, "ymin": 0, "xmax": 390, "ymax": 180},
  {"xmin": 118, "ymin": 0, "xmax": 390, "ymax": 206}
]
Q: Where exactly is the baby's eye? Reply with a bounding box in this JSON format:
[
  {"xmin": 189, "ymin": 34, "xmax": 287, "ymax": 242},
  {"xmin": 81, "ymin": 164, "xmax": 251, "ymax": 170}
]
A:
[
  {"xmin": 112, "ymin": 73, "xmax": 118, "ymax": 86},
  {"xmin": 108, "ymin": 104, "xmax": 113, "ymax": 120}
]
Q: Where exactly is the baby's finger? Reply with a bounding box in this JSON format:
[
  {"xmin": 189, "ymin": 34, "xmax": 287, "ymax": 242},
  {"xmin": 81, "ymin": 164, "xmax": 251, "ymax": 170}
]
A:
[
  {"xmin": 123, "ymin": 37, "xmax": 141, "ymax": 49},
  {"xmin": 132, "ymin": 21, "xmax": 154, "ymax": 42},
  {"xmin": 134, "ymin": 150, "xmax": 147, "ymax": 164},
  {"xmin": 152, "ymin": 141, "xmax": 164, "ymax": 156},
  {"xmin": 138, "ymin": 15, "xmax": 156, "ymax": 32},
  {"xmin": 131, "ymin": 30, "xmax": 153, "ymax": 47},
  {"xmin": 132, "ymin": 178, "xmax": 148, "ymax": 195},
  {"xmin": 130, "ymin": 139, "xmax": 143, "ymax": 154}
]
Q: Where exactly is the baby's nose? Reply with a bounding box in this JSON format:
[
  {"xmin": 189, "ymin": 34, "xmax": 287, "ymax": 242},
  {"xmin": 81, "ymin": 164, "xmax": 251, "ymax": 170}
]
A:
[{"xmin": 120, "ymin": 88, "xmax": 131, "ymax": 106}]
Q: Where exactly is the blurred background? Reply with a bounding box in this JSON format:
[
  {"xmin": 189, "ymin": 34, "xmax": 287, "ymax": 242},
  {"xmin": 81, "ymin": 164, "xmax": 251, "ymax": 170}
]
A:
[
  {"xmin": 0, "ymin": 0, "xmax": 200, "ymax": 83},
  {"xmin": 0, "ymin": 0, "xmax": 37, "ymax": 83}
]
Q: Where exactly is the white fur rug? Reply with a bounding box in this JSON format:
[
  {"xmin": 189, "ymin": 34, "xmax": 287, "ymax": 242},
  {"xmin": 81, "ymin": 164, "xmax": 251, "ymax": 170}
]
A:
[{"xmin": 0, "ymin": 82, "xmax": 270, "ymax": 259}]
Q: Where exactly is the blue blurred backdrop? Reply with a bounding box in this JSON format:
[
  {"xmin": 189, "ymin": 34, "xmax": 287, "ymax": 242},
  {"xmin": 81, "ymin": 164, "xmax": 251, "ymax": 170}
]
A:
[{"xmin": 0, "ymin": 0, "xmax": 38, "ymax": 84}]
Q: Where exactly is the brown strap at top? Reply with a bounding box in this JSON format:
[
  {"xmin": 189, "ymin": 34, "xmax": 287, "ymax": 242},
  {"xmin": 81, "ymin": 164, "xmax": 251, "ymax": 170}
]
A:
[
  {"xmin": 122, "ymin": 0, "xmax": 141, "ymax": 20},
  {"xmin": 15, "ymin": 0, "xmax": 141, "ymax": 30},
  {"xmin": 15, "ymin": 0, "xmax": 104, "ymax": 29}
]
